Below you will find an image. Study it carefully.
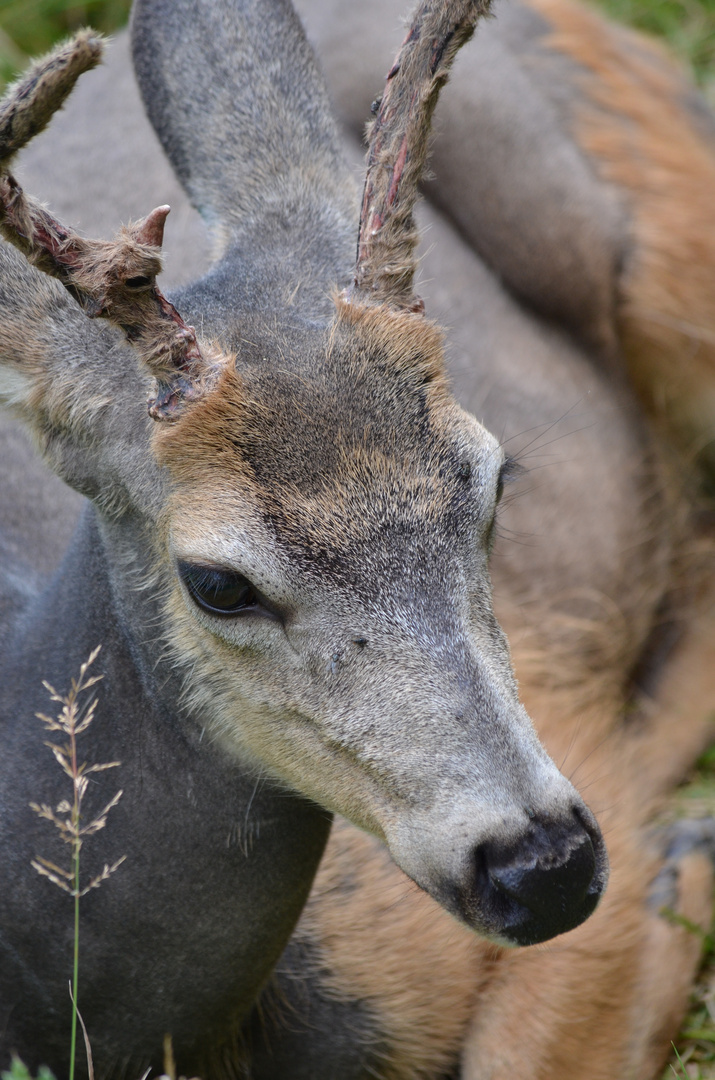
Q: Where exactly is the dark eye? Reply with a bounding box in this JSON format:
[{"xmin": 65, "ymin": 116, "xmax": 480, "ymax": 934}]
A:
[{"xmin": 178, "ymin": 561, "xmax": 271, "ymax": 617}]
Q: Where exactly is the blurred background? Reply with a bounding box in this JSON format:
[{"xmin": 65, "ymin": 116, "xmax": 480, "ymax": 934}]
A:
[
  {"xmin": 1, "ymin": 0, "xmax": 714, "ymax": 1076},
  {"xmin": 0, "ymin": 1, "xmax": 131, "ymax": 87},
  {"xmin": 0, "ymin": 0, "xmax": 713, "ymax": 93}
]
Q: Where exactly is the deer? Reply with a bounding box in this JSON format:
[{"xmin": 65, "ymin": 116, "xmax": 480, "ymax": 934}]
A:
[{"xmin": 0, "ymin": 0, "xmax": 714, "ymax": 1076}]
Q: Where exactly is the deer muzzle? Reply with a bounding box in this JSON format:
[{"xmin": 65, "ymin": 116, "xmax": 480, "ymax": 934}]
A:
[
  {"xmin": 465, "ymin": 805, "xmax": 607, "ymax": 945},
  {"xmin": 386, "ymin": 786, "xmax": 608, "ymax": 945}
]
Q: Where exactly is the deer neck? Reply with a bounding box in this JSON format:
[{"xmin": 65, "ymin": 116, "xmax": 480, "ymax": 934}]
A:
[{"xmin": 0, "ymin": 503, "xmax": 331, "ymax": 1072}]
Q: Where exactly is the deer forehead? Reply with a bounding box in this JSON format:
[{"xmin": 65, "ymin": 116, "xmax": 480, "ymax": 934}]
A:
[
  {"xmin": 156, "ymin": 304, "xmax": 503, "ymax": 495},
  {"xmin": 157, "ymin": 314, "xmax": 503, "ymax": 593}
]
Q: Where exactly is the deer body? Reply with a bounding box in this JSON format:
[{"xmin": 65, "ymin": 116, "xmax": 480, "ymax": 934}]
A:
[{"xmin": 0, "ymin": 0, "xmax": 714, "ymax": 1077}]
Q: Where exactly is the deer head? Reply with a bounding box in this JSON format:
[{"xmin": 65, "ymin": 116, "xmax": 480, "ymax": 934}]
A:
[{"xmin": 0, "ymin": 0, "xmax": 607, "ymax": 945}]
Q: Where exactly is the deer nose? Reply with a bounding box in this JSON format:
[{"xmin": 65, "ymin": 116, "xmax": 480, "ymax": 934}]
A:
[{"xmin": 471, "ymin": 809, "xmax": 606, "ymax": 945}]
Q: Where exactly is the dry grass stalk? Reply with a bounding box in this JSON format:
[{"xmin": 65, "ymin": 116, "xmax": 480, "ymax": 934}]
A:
[
  {"xmin": 30, "ymin": 645, "xmax": 125, "ymax": 895},
  {"xmin": 30, "ymin": 645, "xmax": 125, "ymax": 1080}
]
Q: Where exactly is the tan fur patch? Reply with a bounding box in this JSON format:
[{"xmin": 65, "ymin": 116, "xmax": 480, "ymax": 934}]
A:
[
  {"xmin": 296, "ymin": 819, "xmax": 494, "ymax": 1080},
  {"xmin": 155, "ymin": 301, "xmax": 450, "ymax": 473}
]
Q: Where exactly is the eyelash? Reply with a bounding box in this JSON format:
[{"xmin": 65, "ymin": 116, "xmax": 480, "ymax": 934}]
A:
[
  {"xmin": 488, "ymin": 457, "xmax": 523, "ymax": 551},
  {"xmin": 178, "ymin": 562, "xmax": 274, "ymax": 618}
]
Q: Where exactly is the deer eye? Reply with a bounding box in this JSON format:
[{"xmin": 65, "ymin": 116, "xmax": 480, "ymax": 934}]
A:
[{"xmin": 178, "ymin": 562, "xmax": 271, "ymax": 617}]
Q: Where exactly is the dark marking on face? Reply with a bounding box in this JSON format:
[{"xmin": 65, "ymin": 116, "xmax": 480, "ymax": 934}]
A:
[{"xmin": 158, "ymin": 307, "xmax": 500, "ymax": 615}]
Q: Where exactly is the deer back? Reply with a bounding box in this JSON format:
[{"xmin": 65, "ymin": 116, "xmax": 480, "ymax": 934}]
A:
[{"xmin": 298, "ymin": 0, "xmax": 715, "ymax": 469}]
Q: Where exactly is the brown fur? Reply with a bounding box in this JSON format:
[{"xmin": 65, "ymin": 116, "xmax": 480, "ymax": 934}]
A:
[
  {"xmin": 294, "ymin": 820, "xmax": 491, "ymax": 1080},
  {"xmin": 531, "ymin": 0, "xmax": 715, "ymax": 469},
  {"xmin": 154, "ymin": 300, "xmax": 452, "ymax": 494}
]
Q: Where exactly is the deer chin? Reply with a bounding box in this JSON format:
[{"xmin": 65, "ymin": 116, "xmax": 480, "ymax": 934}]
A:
[{"xmin": 383, "ymin": 783, "xmax": 609, "ymax": 945}]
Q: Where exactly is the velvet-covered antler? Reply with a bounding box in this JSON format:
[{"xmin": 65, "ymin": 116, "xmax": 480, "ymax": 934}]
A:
[
  {"xmin": 0, "ymin": 32, "xmax": 217, "ymax": 422},
  {"xmin": 348, "ymin": 0, "xmax": 490, "ymax": 311}
]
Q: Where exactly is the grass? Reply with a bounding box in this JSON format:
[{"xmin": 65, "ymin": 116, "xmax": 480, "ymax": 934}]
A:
[
  {"xmin": 2, "ymin": 1060, "xmax": 56, "ymax": 1080},
  {"xmin": 0, "ymin": 1, "xmax": 131, "ymax": 88},
  {"xmin": 591, "ymin": 0, "xmax": 715, "ymax": 87},
  {"xmin": 0, "ymin": 0, "xmax": 714, "ymax": 1077},
  {"xmin": 663, "ymin": 962, "xmax": 715, "ymax": 1078},
  {"xmin": 659, "ymin": 748, "xmax": 715, "ymax": 1079},
  {"xmin": 30, "ymin": 648, "xmax": 124, "ymax": 1080}
]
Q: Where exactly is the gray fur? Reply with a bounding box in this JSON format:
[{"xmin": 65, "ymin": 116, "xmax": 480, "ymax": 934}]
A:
[{"xmin": 0, "ymin": 509, "xmax": 331, "ymax": 1078}]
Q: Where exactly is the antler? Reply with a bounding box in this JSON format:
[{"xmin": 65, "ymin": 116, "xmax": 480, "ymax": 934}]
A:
[
  {"xmin": 0, "ymin": 32, "xmax": 217, "ymax": 422},
  {"xmin": 348, "ymin": 0, "xmax": 490, "ymax": 311}
]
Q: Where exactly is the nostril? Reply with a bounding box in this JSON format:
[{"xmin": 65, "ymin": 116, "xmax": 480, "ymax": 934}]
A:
[
  {"xmin": 473, "ymin": 840, "xmax": 491, "ymax": 899},
  {"xmin": 489, "ymin": 830, "xmax": 596, "ymax": 919},
  {"xmin": 572, "ymin": 802, "xmax": 597, "ymax": 836},
  {"xmin": 573, "ymin": 804, "xmax": 603, "ymax": 851},
  {"xmin": 571, "ymin": 802, "xmax": 609, "ymax": 893},
  {"xmin": 467, "ymin": 812, "xmax": 606, "ymax": 946}
]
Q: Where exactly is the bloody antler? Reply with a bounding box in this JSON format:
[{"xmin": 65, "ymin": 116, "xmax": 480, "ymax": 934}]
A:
[
  {"xmin": 0, "ymin": 32, "xmax": 217, "ymax": 422},
  {"xmin": 348, "ymin": 0, "xmax": 490, "ymax": 311}
]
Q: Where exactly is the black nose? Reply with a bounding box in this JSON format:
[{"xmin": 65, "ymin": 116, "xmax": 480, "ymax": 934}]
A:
[{"xmin": 469, "ymin": 809, "xmax": 607, "ymax": 945}]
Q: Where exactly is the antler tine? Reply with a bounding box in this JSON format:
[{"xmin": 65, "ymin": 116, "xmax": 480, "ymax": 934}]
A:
[
  {"xmin": 0, "ymin": 32, "xmax": 218, "ymax": 423},
  {"xmin": 348, "ymin": 0, "xmax": 490, "ymax": 312},
  {"xmin": 0, "ymin": 29, "xmax": 104, "ymax": 171}
]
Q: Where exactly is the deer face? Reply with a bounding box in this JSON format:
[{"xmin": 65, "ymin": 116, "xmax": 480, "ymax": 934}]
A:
[{"xmin": 155, "ymin": 303, "xmax": 608, "ymax": 945}]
